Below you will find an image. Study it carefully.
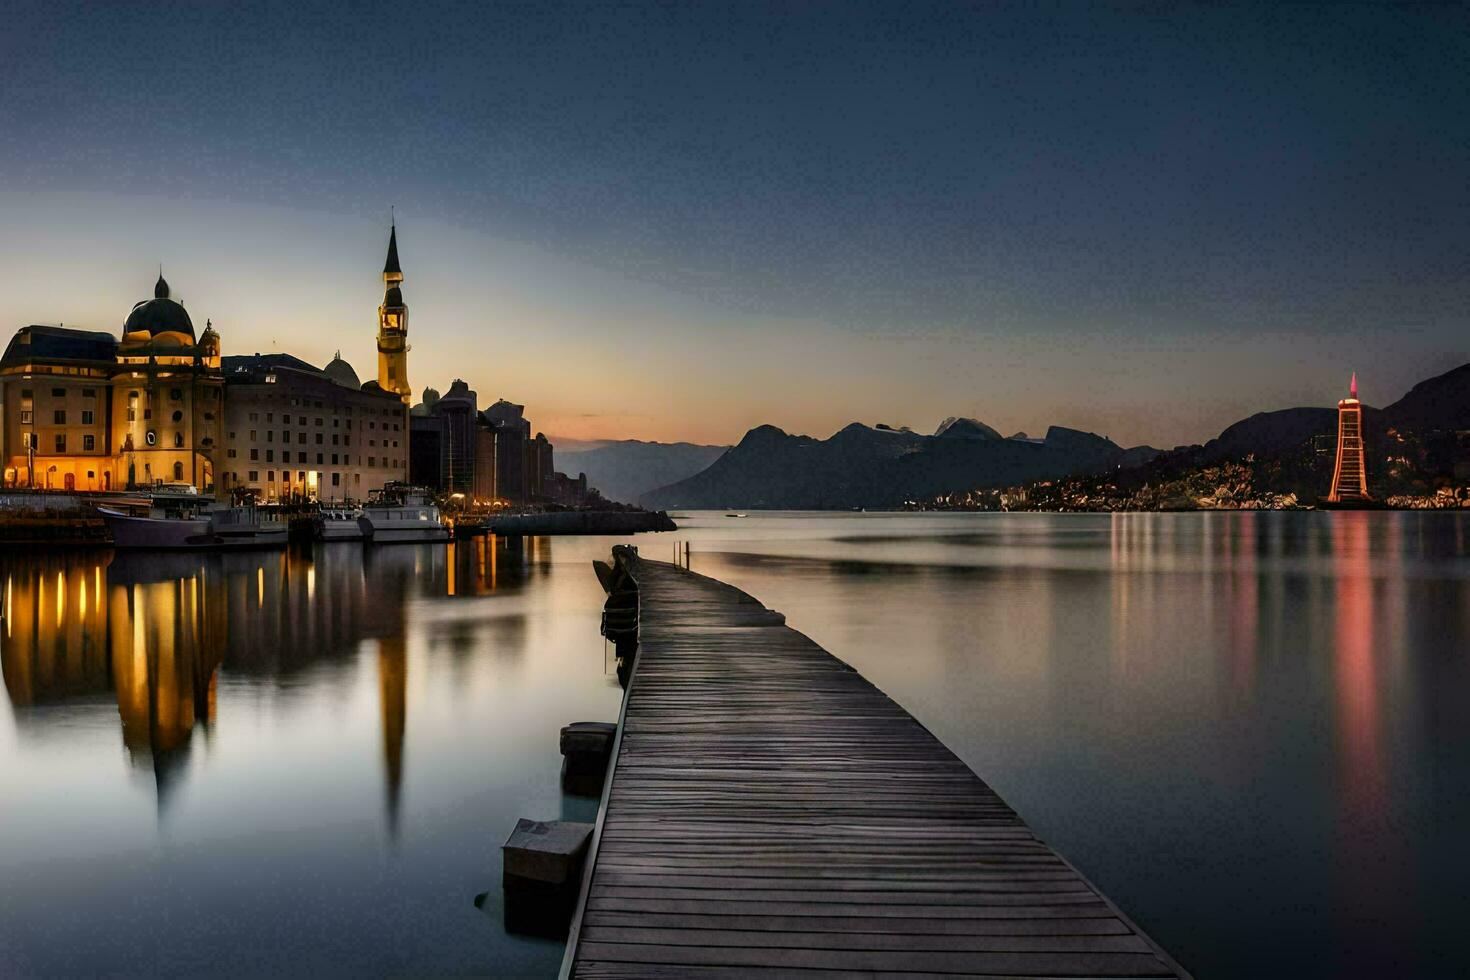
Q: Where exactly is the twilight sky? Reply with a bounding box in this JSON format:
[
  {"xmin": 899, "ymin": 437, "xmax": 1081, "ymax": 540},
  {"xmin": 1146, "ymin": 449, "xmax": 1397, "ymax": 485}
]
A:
[{"xmin": 2, "ymin": 1, "xmax": 1466, "ymax": 448}]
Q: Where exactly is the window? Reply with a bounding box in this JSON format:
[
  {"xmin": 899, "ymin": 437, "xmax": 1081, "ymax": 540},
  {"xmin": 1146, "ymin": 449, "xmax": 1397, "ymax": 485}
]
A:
[
  {"xmin": 143, "ymin": 408, "xmax": 152, "ymax": 420},
  {"xmin": 248, "ymin": 471, "xmax": 259, "ymax": 482},
  {"xmin": 267, "ymin": 471, "xmax": 274, "ymax": 482},
  {"xmin": 316, "ymin": 453, "xmax": 323, "ymax": 464},
  {"xmin": 82, "ymin": 388, "xmax": 96, "ymax": 398},
  {"xmin": 297, "ymin": 452, "xmax": 306, "ymax": 463},
  {"xmin": 21, "ymin": 388, "xmax": 32, "ymax": 399},
  {"xmin": 314, "ymin": 432, "xmax": 323, "ymax": 445},
  {"xmin": 333, "ymin": 418, "xmax": 339, "ymax": 428},
  {"xmin": 19, "ymin": 410, "xmax": 32, "ymax": 424},
  {"xmin": 174, "ymin": 432, "xmax": 184, "ymax": 448},
  {"xmin": 53, "ymin": 410, "xmax": 66, "ymax": 424},
  {"xmin": 171, "ymin": 410, "xmax": 183, "ymax": 423},
  {"xmin": 203, "ymin": 412, "xmax": 214, "ymax": 421},
  {"xmin": 250, "ymin": 448, "xmax": 259, "ymax": 461},
  {"xmin": 249, "ymin": 429, "xmax": 257, "ymax": 441},
  {"xmin": 332, "ymin": 434, "xmax": 340, "ymax": 446},
  {"xmin": 25, "ymin": 433, "xmax": 37, "ymax": 449},
  {"xmin": 52, "ymin": 387, "xmax": 65, "ymax": 397},
  {"xmin": 173, "ymin": 462, "xmax": 183, "ymax": 480},
  {"xmin": 266, "ymin": 450, "xmax": 274, "ymax": 462},
  {"xmin": 332, "ymin": 473, "xmax": 340, "ymax": 487},
  {"xmin": 170, "ymin": 388, "xmax": 182, "ymax": 401},
  {"xmin": 297, "ymin": 471, "xmax": 305, "ymax": 483},
  {"xmin": 249, "ymin": 412, "xmax": 258, "ymax": 422},
  {"xmin": 281, "ymin": 430, "xmax": 288, "ymax": 442},
  {"xmin": 315, "ymin": 417, "xmax": 323, "ymax": 426},
  {"xmin": 267, "ymin": 431, "xmax": 274, "ymax": 443},
  {"xmin": 331, "ymin": 453, "xmax": 339, "ymax": 465},
  {"xmin": 345, "ymin": 436, "xmax": 351, "ymax": 447},
  {"xmin": 83, "ymin": 434, "xmax": 95, "ymax": 451},
  {"xmin": 228, "ymin": 431, "xmax": 236, "ymax": 440},
  {"xmin": 228, "ymin": 449, "xmax": 237, "ymax": 458},
  {"xmin": 54, "ymin": 434, "xmax": 65, "ymax": 452},
  {"xmin": 368, "ymin": 457, "xmax": 375, "ymax": 467},
  {"xmin": 266, "ymin": 413, "xmax": 273, "ymax": 423},
  {"xmin": 298, "ymin": 432, "xmax": 306, "ymax": 444}
]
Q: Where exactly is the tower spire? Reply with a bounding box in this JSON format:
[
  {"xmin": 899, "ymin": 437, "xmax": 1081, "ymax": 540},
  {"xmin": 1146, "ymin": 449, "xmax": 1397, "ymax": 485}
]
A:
[
  {"xmin": 383, "ymin": 220, "xmax": 402, "ymax": 283},
  {"xmin": 1350, "ymin": 371, "xmax": 1357, "ymax": 399}
]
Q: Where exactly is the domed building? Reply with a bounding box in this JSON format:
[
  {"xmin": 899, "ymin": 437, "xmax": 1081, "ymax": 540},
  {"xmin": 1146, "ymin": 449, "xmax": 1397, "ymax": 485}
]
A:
[{"xmin": 1, "ymin": 273, "xmax": 224, "ymax": 492}]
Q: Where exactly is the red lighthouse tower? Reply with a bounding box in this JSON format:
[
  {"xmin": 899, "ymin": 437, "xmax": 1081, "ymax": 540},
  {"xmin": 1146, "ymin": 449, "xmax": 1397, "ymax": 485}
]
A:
[{"xmin": 1327, "ymin": 373, "xmax": 1370, "ymax": 503}]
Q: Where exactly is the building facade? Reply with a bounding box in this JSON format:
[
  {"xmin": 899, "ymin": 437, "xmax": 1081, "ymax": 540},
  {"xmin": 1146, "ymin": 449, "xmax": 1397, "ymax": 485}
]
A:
[
  {"xmin": 0, "ymin": 276, "xmax": 224, "ymax": 492},
  {"xmin": 219, "ymin": 353, "xmax": 407, "ymax": 501}
]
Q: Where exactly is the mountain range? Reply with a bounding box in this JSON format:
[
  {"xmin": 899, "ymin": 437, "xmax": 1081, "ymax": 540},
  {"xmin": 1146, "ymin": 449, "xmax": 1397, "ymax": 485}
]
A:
[
  {"xmin": 637, "ymin": 363, "xmax": 1470, "ymax": 510},
  {"xmin": 640, "ymin": 420, "xmax": 1160, "ymax": 510},
  {"xmin": 555, "ymin": 439, "xmax": 728, "ymax": 504}
]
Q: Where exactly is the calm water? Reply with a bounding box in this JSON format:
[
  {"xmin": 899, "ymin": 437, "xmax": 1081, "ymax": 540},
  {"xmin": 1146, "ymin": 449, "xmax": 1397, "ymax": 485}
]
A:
[{"xmin": 3, "ymin": 512, "xmax": 1469, "ymax": 977}]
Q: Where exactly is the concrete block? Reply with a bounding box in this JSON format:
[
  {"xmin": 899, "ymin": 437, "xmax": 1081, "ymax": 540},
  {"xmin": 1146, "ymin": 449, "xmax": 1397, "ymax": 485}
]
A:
[
  {"xmin": 560, "ymin": 721, "xmax": 617, "ymax": 759},
  {"xmin": 501, "ymin": 818, "xmax": 593, "ymax": 886}
]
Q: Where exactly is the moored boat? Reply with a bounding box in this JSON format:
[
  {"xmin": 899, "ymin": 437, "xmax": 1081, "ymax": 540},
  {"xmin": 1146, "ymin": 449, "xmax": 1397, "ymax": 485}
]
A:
[
  {"xmin": 98, "ymin": 490, "xmax": 289, "ymax": 550},
  {"xmin": 360, "ymin": 484, "xmax": 449, "ymax": 544}
]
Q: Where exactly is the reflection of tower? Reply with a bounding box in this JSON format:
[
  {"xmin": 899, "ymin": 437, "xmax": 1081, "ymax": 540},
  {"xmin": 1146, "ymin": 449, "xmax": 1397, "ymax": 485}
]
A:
[
  {"xmin": 378, "ymin": 633, "xmax": 407, "ymax": 838},
  {"xmin": 377, "ymin": 223, "xmax": 412, "ymax": 405},
  {"xmin": 1328, "ymin": 373, "xmax": 1370, "ymax": 502}
]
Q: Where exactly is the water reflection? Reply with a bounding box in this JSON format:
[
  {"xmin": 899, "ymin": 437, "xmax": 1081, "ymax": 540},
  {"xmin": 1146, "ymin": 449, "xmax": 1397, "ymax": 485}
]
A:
[{"xmin": 0, "ymin": 536, "xmax": 547, "ymax": 823}]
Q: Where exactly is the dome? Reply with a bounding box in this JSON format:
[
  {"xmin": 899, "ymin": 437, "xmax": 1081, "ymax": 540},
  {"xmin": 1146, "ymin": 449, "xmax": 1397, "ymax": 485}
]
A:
[
  {"xmin": 123, "ymin": 275, "xmax": 195, "ymax": 339},
  {"xmin": 323, "ymin": 352, "xmax": 360, "ymax": 389}
]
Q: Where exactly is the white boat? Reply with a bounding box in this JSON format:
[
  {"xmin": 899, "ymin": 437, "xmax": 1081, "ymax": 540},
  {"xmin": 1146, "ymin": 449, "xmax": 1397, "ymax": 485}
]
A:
[
  {"xmin": 99, "ymin": 493, "xmax": 289, "ymax": 551},
  {"xmin": 317, "ymin": 505, "xmax": 370, "ymax": 542},
  {"xmin": 360, "ymin": 485, "xmax": 449, "ymax": 544}
]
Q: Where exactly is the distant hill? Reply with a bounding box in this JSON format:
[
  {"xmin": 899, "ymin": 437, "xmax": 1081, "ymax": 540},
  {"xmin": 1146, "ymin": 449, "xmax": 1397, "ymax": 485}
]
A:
[
  {"xmin": 1065, "ymin": 361, "xmax": 1470, "ymax": 504},
  {"xmin": 934, "ymin": 417, "xmax": 1002, "ymax": 440},
  {"xmin": 556, "ymin": 440, "xmax": 729, "ymax": 505},
  {"xmin": 640, "ymin": 421, "xmax": 1148, "ymax": 510}
]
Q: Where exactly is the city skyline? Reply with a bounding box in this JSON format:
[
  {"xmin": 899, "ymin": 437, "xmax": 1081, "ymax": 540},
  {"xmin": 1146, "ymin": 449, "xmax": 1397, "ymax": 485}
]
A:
[{"xmin": 3, "ymin": 2, "xmax": 1467, "ymax": 449}]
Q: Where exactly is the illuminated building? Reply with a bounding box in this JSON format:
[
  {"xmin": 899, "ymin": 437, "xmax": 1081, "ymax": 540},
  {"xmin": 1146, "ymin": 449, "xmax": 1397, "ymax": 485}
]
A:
[
  {"xmin": 1328, "ymin": 373, "xmax": 1371, "ymax": 503},
  {"xmin": 0, "ymin": 275, "xmax": 224, "ymax": 492},
  {"xmin": 219, "ymin": 352, "xmax": 407, "ymax": 501},
  {"xmin": 217, "ymin": 224, "xmax": 411, "ymax": 501}
]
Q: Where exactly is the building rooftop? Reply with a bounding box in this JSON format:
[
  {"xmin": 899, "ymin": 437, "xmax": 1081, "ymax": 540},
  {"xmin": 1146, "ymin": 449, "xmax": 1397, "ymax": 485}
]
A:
[{"xmin": 1, "ymin": 324, "xmax": 118, "ymax": 367}]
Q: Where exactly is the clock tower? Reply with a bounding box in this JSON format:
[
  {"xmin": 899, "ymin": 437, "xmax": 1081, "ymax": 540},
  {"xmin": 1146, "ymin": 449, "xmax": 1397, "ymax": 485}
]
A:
[{"xmin": 377, "ymin": 222, "xmax": 412, "ymax": 404}]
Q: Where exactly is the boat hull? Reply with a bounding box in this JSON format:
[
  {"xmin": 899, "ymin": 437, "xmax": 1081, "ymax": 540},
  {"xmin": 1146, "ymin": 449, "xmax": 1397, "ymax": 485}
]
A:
[
  {"xmin": 364, "ymin": 524, "xmax": 450, "ymax": 544},
  {"xmin": 318, "ymin": 516, "xmax": 371, "ymax": 542},
  {"xmin": 100, "ymin": 508, "xmax": 289, "ymax": 551}
]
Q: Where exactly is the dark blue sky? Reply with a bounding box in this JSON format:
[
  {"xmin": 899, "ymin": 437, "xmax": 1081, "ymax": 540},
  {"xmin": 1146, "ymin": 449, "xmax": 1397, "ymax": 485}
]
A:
[{"xmin": 2, "ymin": 1, "xmax": 1466, "ymax": 445}]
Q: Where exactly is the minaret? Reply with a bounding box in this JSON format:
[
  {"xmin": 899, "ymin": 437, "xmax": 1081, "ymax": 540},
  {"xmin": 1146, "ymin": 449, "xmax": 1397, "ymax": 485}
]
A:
[
  {"xmin": 377, "ymin": 222, "xmax": 412, "ymax": 404},
  {"xmin": 1328, "ymin": 372, "xmax": 1370, "ymax": 502}
]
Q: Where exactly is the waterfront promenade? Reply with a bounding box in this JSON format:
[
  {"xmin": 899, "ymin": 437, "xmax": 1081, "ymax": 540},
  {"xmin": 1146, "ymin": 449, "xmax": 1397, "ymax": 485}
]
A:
[{"xmin": 562, "ymin": 557, "xmax": 1188, "ymax": 978}]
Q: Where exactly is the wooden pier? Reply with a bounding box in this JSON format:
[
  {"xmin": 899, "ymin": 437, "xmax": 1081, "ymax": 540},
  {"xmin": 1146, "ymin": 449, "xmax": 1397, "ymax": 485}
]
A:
[{"xmin": 561, "ymin": 556, "xmax": 1188, "ymax": 978}]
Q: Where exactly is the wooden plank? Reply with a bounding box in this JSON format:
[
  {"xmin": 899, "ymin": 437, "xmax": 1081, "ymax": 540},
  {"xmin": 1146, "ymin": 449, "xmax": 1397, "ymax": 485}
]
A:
[{"xmin": 560, "ymin": 557, "xmax": 1188, "ymax": 978}]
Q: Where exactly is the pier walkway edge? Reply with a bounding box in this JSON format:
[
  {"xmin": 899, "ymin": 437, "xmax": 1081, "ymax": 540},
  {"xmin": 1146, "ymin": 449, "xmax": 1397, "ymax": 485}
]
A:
[{"xmin": 560, "ymin": 555, "xmax": 1189, "ymax": 978}]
